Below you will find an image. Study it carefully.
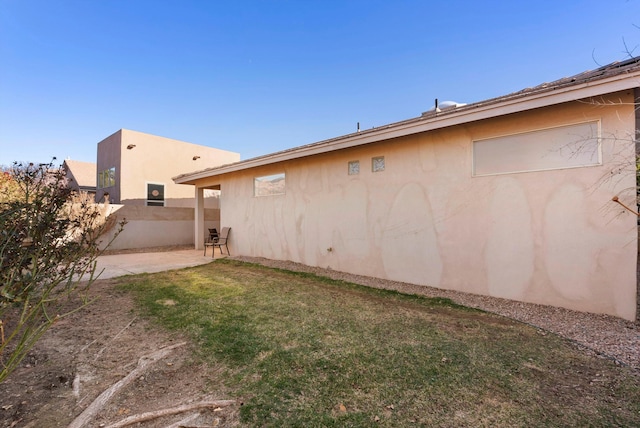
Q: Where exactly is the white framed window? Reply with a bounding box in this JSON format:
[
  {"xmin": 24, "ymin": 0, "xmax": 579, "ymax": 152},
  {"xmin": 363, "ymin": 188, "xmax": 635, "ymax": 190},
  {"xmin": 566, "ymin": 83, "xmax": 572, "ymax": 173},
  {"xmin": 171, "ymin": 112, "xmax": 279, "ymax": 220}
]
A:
[
  {"xmin": 254, "ymin": 173, "xmax": 285, "ymax": 197},
  {"xmin": 146, "ymin": 182, "xmax": 165, "ymax": 206},
  {"xmin": 472, "ymin": 121, "xmax": 601, "ymax": 176}
]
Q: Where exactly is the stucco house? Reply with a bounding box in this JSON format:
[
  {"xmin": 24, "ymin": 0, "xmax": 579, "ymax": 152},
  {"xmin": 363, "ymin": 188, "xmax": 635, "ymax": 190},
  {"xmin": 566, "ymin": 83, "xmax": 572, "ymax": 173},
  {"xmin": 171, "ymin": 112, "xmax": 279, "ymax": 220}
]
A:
[
  {"xmin": 92, "ymin": 129, "xmax": 241, "ymax": 250},
  {"xmin": 97, "ymin": 129, "xmax": 240, "ymax": 207},
  {"xmin": 175, "ymin": 57, "xmax": 640, "ymax": 321},
  {"xmin": 62, "ymin": 159, "xmax": 97, "ymax": 196}
]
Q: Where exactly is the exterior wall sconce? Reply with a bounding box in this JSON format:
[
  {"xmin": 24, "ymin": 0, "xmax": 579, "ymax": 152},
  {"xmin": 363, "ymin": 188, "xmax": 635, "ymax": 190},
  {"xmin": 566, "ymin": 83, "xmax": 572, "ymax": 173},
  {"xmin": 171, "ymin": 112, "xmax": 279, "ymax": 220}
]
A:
[
  {"xmin": 126, "ymin": 144, "xmax": 136, "ymax": 150},
  {"xmin": 193, "ymin": 156, "xmax": 200, "ymax": 160}
]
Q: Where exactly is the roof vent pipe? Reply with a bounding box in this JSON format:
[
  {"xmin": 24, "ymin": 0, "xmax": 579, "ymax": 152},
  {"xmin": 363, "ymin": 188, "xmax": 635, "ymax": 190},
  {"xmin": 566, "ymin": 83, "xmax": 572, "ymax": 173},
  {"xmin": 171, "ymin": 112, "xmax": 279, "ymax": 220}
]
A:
[{"xmin": 422, "ymin": 100, "xmax": 467, "ymax": 117}]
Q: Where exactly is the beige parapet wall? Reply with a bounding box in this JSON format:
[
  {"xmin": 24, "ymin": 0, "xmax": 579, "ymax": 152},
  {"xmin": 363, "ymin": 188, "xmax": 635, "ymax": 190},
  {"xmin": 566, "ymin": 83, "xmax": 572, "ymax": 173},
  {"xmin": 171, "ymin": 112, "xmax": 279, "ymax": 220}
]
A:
[{"xmin": 99, "ymin": 204, "xmax": 220, "ymax": 250}]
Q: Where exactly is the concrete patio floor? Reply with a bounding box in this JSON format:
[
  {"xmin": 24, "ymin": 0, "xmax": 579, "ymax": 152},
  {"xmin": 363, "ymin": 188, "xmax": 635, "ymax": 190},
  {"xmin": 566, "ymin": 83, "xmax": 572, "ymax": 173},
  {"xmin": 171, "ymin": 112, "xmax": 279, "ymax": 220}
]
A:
[{"xmin": 95, "ymin": 248, "xmax": 222, "ymax": 280}]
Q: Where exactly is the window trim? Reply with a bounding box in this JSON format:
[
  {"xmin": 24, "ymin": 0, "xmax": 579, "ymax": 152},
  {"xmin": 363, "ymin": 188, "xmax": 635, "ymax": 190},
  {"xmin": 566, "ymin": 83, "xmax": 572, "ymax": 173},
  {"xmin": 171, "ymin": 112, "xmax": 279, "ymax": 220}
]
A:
[
  {"xmin": 97, "ymin": 167, "xmax": 116, "ymax": 189},
  {"xmin": 372, "ymin": 156, "xmax": 385, "ymax": 172},
  {"xmin": 472, "ymin": 120, "xmax": 602, "ymax": 177},
  {"xmin": 348, "ymin": 160, "xmax": 360, "ymax": 175},
  {"xmin": 254, "ymin": 173, "xmax": 286, "ymax": 197},
  {"xmin": 146, "ymin": 182, "xmax": 165, "ymax": 207}
]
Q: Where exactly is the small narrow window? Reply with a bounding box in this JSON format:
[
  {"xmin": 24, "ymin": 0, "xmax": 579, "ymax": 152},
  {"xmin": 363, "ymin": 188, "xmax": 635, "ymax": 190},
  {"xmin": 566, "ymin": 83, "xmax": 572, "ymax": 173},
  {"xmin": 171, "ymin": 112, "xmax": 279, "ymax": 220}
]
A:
[
  {"xmin": 107, "ymin": 167, "xmax": 115, "ymax": 186},
  {"xmin": 372, "ymin": 156, "xmax": 385, "ymax": 172},
  {"xmin": 254, "ymin": 173, "xmax": 285, "ymax": 197},
  {"xmin": 348, "ymin": 160, "xmax": 360, "ymax": 175},
  {"xmin": 98, "ymin": 167, "xmax": 116, "ymax": 188},
  {"xmin": 147, "ymin": 183, "xmax": 165, "ymax": 206}
]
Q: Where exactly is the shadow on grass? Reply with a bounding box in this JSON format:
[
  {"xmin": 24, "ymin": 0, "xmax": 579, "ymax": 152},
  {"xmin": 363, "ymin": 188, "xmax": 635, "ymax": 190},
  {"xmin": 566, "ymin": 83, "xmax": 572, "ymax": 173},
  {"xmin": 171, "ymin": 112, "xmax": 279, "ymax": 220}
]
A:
[{"xmin": 117, "ymin": 259, "xmax": 640, "ymax": 427}]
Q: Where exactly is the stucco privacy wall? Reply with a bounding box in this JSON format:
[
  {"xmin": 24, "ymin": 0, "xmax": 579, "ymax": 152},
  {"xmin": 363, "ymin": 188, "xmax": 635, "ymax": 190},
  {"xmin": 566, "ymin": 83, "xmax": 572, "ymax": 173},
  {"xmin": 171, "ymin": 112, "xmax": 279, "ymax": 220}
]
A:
[
  {"xmin": 206, "ymin": 93, "xmax": 637, "ymax": 320},
  {"xmin": 100, "ymin": 205, "xmax": 220, "ymax": 250}
]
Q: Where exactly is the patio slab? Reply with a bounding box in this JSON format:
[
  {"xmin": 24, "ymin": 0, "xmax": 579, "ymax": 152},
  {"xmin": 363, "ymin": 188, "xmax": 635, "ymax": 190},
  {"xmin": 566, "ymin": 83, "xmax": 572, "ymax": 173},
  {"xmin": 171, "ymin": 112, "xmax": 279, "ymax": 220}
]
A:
[{"xmin": 95, "ymin": 249, "xmax": 219, "ymax": 280}]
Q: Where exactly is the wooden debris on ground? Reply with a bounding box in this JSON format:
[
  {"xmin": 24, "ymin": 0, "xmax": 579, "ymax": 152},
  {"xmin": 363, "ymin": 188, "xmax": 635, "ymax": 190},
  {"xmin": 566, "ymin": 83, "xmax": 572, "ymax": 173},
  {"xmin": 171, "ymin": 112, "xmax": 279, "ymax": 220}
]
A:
[
  {"xmin": 68, "ymin": 342, "xmax": 187, "ymax": 428},
  {"xmin": 104, "ymin": 400, "xmax": 236, "ymax": 428}
]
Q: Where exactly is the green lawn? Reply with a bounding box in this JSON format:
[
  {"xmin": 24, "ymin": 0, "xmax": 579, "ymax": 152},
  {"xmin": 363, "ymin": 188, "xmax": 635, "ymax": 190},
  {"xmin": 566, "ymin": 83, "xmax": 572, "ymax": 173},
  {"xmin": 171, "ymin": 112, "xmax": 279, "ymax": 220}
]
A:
[{"xmin": 118, "ymin": 259, "xmax": 640, "ymax": 427}]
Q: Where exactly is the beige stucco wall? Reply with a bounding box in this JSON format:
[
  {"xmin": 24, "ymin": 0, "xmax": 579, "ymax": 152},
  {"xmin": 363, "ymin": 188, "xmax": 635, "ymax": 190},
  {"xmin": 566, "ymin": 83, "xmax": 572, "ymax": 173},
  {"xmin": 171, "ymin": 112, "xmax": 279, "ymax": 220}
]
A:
[
  {"xmin": 96, "ymin": 129, "xmax": 240, "ymax": 207},
  {"xmin": 100, "ymin": 204, "xmax": 220, "ymax": 250},
  {"xmin": 194, "ymin": 92, "xmax": 638, "ymax": 320}
]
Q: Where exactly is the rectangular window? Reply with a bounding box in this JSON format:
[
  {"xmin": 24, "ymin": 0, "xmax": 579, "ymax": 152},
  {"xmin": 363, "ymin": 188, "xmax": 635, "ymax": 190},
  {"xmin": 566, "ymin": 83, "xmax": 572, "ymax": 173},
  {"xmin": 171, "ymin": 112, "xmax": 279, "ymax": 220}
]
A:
[
  {"xmin": 147, "ymin": 183, "xmax": 165, "ymax": 206},
  {"xmin": 372, "ymin": 156, "xmax": 385, "ymax": 172},
  {"xmin": 348, "ymin": 160, "xmax": 360, "ymax": 175},
  {"xmin": 254, "ymin": 173, "xmax": 285, "ymax": 197},
  {"xmin": 107, "ymin": 167, "xmax": 115, "ymax": 187},
  {"xmin": 472, "ymin": 121, "xmax": 601, "ymax": 176},
  {"xmin": 97, "ymin": 167, "xmax": 116, "ymax": 188}
]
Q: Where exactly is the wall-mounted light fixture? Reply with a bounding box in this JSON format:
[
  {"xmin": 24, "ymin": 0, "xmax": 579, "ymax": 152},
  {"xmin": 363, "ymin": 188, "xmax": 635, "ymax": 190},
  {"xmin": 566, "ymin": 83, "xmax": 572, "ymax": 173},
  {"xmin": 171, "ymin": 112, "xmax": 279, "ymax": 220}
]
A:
[
  {"xmin": 127, "ymin": 144, "xmax": 136, "ymax": 150},
  {"xmin": 193, "ymin": 156, "xmax": 200, "ymax": 160}
]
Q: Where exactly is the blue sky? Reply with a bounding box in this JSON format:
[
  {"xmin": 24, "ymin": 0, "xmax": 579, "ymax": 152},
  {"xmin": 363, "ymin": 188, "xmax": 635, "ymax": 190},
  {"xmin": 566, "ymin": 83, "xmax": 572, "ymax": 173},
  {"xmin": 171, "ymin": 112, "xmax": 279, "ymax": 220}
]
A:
[{"xmin": 0, "ymin": 0, "xmax": 638, "ymax": 166}]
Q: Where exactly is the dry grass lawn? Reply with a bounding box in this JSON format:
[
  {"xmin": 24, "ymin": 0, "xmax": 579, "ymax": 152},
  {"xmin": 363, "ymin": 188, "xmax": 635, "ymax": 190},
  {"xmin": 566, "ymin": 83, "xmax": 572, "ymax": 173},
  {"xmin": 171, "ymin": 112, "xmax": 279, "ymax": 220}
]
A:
[{"xmin": 116, "ymin": 259, "xmax": 640, "ymax": 427}]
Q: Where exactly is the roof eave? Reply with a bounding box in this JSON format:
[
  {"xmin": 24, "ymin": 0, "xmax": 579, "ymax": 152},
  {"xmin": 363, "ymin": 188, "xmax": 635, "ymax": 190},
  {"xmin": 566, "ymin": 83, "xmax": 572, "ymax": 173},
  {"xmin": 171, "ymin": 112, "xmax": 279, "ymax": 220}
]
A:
[{"xmin": 174, "ymin": 70, "xmax": 640, "ymax": 185}]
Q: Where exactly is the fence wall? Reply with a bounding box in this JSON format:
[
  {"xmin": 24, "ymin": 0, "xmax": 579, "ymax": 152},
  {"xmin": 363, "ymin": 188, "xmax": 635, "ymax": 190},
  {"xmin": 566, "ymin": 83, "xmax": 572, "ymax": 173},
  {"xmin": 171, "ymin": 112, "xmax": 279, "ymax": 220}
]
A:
[{"xmin": 100, "ymin": 204, "xmax": 217, "ymax": 250}]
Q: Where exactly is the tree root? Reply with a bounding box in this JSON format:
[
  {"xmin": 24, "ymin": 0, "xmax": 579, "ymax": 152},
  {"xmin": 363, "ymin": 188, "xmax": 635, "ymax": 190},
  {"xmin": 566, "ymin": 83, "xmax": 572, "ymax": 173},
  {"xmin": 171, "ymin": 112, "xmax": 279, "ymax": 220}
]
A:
[
  {"xmin": 72, "ymin": 372, "xmax": 80, "ymax": 399},
  {"xmin": 163, "ymin": 412, "xmax": 201, "ymax": 428},
  {"xmin": 104, "ymin": 400, "xmax": 236, "ymax": 428},
  {"xmin": 67, "ymin": 341, "xmax": 187, "ymax": 428}
]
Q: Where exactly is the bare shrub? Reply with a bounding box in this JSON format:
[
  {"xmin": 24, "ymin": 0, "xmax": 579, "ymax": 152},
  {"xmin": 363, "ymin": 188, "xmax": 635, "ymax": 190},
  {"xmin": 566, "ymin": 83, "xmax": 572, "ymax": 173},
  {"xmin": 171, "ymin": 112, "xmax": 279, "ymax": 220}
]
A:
[{"xmin": 0, "ymin": 160, "xmax": 125, "ymax": 382}]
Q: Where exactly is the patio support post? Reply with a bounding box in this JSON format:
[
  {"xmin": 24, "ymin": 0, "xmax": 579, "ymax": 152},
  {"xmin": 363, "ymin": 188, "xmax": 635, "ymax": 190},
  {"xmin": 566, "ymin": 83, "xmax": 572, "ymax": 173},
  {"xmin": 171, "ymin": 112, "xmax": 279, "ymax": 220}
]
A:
[{"xmin": 195, "ymin": 187, "xmax": 205, "ymax": 250}]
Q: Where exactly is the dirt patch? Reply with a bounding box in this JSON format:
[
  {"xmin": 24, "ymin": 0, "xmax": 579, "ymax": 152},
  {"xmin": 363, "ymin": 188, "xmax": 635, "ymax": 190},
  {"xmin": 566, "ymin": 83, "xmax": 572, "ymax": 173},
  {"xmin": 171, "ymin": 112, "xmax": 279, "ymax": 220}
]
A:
[{"xmin": 0, "ymin": 279, "xmax": 239, "ymax": 428}]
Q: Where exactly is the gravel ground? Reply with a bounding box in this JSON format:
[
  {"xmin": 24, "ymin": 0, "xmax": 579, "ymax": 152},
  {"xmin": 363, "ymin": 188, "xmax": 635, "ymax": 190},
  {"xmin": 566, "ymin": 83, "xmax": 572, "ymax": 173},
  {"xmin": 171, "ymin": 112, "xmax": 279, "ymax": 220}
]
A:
[{"xmin": 231, "ymin": 256, "xmax": 640, "ymax": 372}]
